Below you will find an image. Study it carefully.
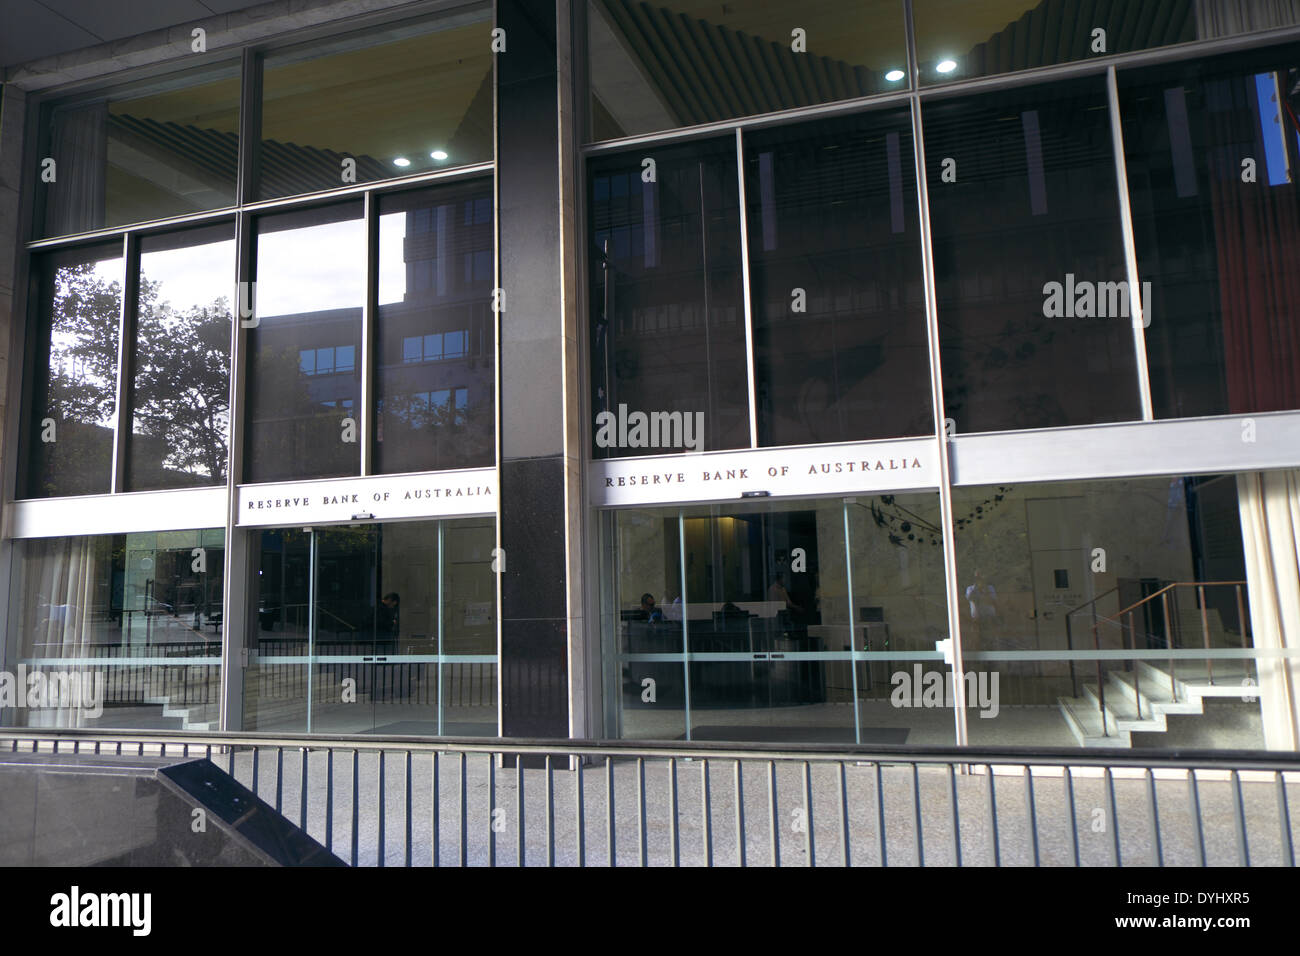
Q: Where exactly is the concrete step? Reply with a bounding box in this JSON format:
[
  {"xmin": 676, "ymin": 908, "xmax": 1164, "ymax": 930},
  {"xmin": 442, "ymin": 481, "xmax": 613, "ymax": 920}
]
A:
[
  {"xmin": 1079, "ymin": 677, "xmax": 1166, "ymax": 733},
  {"xmin": 1057, "ymin": 696, "xmax": 1131, "ymax": 748}
]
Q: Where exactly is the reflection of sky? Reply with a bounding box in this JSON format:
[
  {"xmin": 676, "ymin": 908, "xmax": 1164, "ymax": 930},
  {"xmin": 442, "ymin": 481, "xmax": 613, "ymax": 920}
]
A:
[
  {"xmin": 141, "ymin": 240, "xmax": 235, "ymax": 316},
  {"xmin": 257, "ymin": 219, "xmax": 366, "ymax": 316}
]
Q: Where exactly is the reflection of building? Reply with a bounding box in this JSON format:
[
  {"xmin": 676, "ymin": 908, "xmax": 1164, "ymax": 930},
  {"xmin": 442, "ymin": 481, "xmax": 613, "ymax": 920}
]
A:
[{"xmin": 2, "ymin": 1, "xmax": 1300, "ymax": 758}]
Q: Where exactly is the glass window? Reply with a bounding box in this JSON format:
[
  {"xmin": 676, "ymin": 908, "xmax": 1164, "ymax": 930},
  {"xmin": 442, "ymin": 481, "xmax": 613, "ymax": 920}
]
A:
[
  {"xmin": 257, "ymin": 13, "xmax": 493, "ymax": 200},
  {"xmin": 587, "ymin": 0, "xmax": 908, "ymax": 140},
  {"xmin": 744, "ymin": 111, "xmax": 934, "ymax": 446},
  {"xmin": 924, "ymin": 78, "xmax": 1141, "ymax": 433},
  {"xmin": 126, "ymin": 224, "xmax": 235, "ymax": 491},
  {"xmin": 5, "ymin": 529, "xmax": 225, "ymax": 731},
  {"xmin": 952, "ymin": 474, "xmax": 1267, "ymax": 750},
  {"xmin": 589, "ymin": 138, "xmax": 750, "ymax": 457},
  {"xmin": 912, "ymin": 0, "xmax": 1203, "ymax": 87},
  {"xmin": 601, "ymin": 494, "xmax": 950, "ymax": 744},
  {"xmin": 375, "ymin": 184, "xmax": 495, "ymax": 475},
  {"xmin": 23, "ymin": 244, "xmax": 123, "ymax": 498},
  {"xmin": 1120, "ymin": 43, "xmax": 1300, "ymax": 418},
  {"xmin": 40, "ymin": 62, "xmax": 240, "ymax": 237},
  {"xmin": 245, "ymin": 202, "xmax": 365, "ymax": 483},
  {"xmin": 244, "ymin": 519, "xmax": 496, "ymax": 735}
]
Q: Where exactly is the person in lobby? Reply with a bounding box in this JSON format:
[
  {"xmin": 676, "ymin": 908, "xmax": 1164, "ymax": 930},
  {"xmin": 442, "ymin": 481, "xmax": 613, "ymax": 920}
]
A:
[
  {"xmin": 965, "ymin": 569, "xmax": 999, "ymax": 647},
  {"xmin": 640, "ymin": 592, "xmax": 665, "ymax": 623},
  {"xmin": 379, "ymin": 592, "xmax": 400, "ymax": 638}
]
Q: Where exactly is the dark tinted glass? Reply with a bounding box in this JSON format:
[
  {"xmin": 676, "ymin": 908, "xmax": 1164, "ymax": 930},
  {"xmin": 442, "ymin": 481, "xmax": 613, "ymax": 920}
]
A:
[
  {"xmin": 41, "ymin": 63, "xmax": 239, "ymax": 237},
  {"xmin": 245, "ymin": 202, "xmax": 365, "ymax": 483},
  {"xmin": 1121, "ymin": 44, "xmax": 1300, "ymax": 417},
  {"xmin": 258, "ymin": 14, "xmax": 493, "ymax": 200},
  {"xmin": 126, "ymin": 225, "xmax": 235, "ymax": 490},
  {"xmin": 744, "ymin": 111, "xmax": 933, "ymax": 446},
  {"xmin": 587, "ymin": 0, "xmax": 908, "ymax": 140},
  {"xmin": 589, "ymin": 137, "xmax": 750, "ymax": 456},
  {"xmin": 24, "ymin": 244, "xmax": 122, "ymax": 498},
  {"xmin": 375, "ymin": 184, "xmax": 494, "ymax": 473},
  {"xmin": 924, "ymin": 78, "xmax": 1141, "ymax": 433},
  {"xmin": 913, "ymin": 0, "xmax": 1201, "ymax": 86}
]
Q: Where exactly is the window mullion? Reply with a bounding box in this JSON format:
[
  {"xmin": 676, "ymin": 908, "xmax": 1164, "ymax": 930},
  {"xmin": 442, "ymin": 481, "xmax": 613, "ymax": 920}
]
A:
[{"xmin": 109, "ymin": 232, "xmax": 139, "ymax": 494}]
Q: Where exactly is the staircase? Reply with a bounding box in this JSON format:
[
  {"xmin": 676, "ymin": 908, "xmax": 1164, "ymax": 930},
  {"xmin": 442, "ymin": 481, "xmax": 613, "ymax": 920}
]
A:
[{"xmin": 1058, "ymin": 581, "xmax": 1257, "ymax": 748}]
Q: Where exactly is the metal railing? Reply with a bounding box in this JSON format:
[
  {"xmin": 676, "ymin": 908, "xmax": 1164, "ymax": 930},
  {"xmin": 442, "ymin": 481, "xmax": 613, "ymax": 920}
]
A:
[{"xmin": 2, "ymin": 729, "xmax": 1295, "ymax": 867}]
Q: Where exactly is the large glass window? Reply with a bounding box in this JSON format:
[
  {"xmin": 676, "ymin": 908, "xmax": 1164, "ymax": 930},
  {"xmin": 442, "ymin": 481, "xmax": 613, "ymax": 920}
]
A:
[
  {"xmin": 925, "ymin": 78, "xmax": 1141, "ymax": 433},
  {"xmin": 1121, "ymin": 43, "xmax": 1300, "ymax": 418},
  {"xmin": 126, "ymin": 224, "xmax": 235, "ymax": 491},
  {"xmin": 245, "ymin": 518, "xmax": 496, "ymax": 735},
  {"xmin": 589, "ymin": 137, "xmax": 751, "ymax": 457},
  {"xmin": 40, "ymin": 62, "xmax": 240, "ymax": 237},
  {"xmin": 587, "ymin": 0, "xmax": 908, "ymax": 141},
  {"xmin": 4, "ymin": 529, "xmax": 225, "ymax": 730},
  {"xmin": 744, "ymin": 111, "xmax": 933, "ymax": 446},
  {"xmin": 245, "ymin": 202, "xmax": 365, "ymax": 483},
  {"xmin": 257, "ymin": 13, "xmax": 493, "ymax": 200},
  {"xmin": 953, "ymin": 474, "xmax": 1267, "ymax": 749},
  {"xmin": 602, "ymin": 494, "xmax": 951, "ymax": 745},
  {"xmin": 23, "ymin": 243, "xmax": 123, "ymax": 498},
  {"xmin": 375, "ymin": 184, "xmax": 495, "ymax": 474}
]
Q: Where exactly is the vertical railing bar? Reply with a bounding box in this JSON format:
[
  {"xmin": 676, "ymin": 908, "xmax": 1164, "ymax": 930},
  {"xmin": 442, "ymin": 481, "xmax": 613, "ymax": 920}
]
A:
[
  {"xmin": 637, "ymin": 757, "xmax": 647, "ymax": 867},
  {"xmin": 275, "ymin": 747, "xmax": 283, "ymax": 813},
  {"xmin": 516, "ymin": 755, "xmax": 524, "ymax": 868},
  {"xmin": 1146, "ymin": 768, "xmax": 1163, "ymax": 867},
  {"xmin": 351, "ymin": 750, "xmax": 359, "ymax": 867},
  {"xmin": 838, "ymin": 763, "xmax": 850, "ymax": 868},
  {"xmin": 432, "ymin": 752, "xmax": 440, "ymax": 869},
  {"xmin": 576, "ymin": 755, "xmax": 586, "ymax": 867},
  {"xmin": 1276, "ymin": 772, "xmax": 1295, "ymax": 867},
  {"xmin": 911, "ymin": 763, "xmax": 923, "ymax": 867},
  {"xmin": 767, "ymin": 760, "xmax": 780, "ymax": 868},
  {"xmin": 378, "ymin": 750, "xmax": 386, "ymax": 868},
  {"xmin": 299, "ymin": 748, "xmax": 308, "ymax": 830},
  {"xmin": 404, "ymin": 750, "xmax": 412, "ymax": 868},
  {"xmin": 702, "ymin": 759, "xmax": 713, "ymax": 867},
  {"xmin": 546, "ymin": 754, "xmax": 555, "ymax": 868},
  {"xmin": 1106, "ymin": 767, "xmax": 1122, "ymax": 867},
  {"xmin": 803, "ymin": 761, "xmax": 815, "ymax": 867},
  {"xmin": 875, "ymin": 762, "xmax": 887, "ymax": 867},
  {"xmin": 489, "ymin": 752, "xmax": 497, "ymax": 867},
  {"xmin": 669, "ymin": 757, "xmax": 679, "ymax": 867},
  {"xmin": 252, "ymin": 746, "xmax": 259, "ymax": 797},
  {"xmin": 1024, "ymin": 766, "xmax": 1040, "ymax": 867},
  {"xmin": 735, "ymin": 760, "xmax": 746, "ymax": 868},
  {"xmin": 986, "ymin": 765, "xmax": 1000, "ymax": 867},
  {"xmin": 1188, "ymin": 768, "xmax": 1206, "ymax": 867},
  {"xmin": 459, "ymin": 752, "xmax": 467, "ymax": 868},
  {"xmin": 1064, "ymin": 766, "xmax": 1080, "ymax": 867},
  {"xmin": 607, "ymin": 756, "xmax": 616, "ymax": 868},
  {"xmin": 948, "ymin": 763, "xmax": 962, "ymax": 867},
  {"xmin": 1230, "ymin": 770, "xmax": 1250, "ymax": 867}
]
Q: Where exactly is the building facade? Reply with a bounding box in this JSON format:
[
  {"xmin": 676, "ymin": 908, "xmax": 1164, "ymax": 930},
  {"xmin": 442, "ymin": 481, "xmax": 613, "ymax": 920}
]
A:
[{"xmin": 1, "ymin": 0, "xmax": 1299, "ymax": 751}]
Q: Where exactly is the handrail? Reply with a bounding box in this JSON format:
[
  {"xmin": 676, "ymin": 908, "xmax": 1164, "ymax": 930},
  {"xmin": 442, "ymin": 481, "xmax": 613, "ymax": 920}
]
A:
[
  {"xmin": 3, "ymin": 726, "xmax": 1299, "ymax": 771},
  {"xmin": 1098, "ymin": 580, "xmax": 1246, "ymax": 629}
]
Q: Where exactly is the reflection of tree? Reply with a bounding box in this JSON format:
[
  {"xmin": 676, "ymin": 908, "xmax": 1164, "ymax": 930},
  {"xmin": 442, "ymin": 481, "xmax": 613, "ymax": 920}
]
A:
[
  {"xmin": 44, "ymin": 261, "xmax": 231, "ymax": 489},
  {"xmin": 378, "ymin": 389, "xmax": 493, "ymax": 470}
]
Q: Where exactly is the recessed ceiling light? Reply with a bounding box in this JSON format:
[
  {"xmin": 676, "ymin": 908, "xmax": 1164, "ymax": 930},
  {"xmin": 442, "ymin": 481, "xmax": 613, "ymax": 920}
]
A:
[
  {"xmin": 393, "ymin": 157, "xmax": 411, "ymax": 167},
  {"xmin": 936, "ymin": 59, "xmax": 957, "ymax": 74},
  {"xmin": 885, "ymin": 69, "xmax": 905, "ymax": 82},
  {"xmin": 430, "ymin": 150, "xmax": 449, "ymax": 161}
]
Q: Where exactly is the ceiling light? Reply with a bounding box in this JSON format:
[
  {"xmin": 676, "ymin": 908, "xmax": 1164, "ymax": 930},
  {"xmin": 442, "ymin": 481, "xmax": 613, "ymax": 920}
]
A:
[
  {"xmin": 936, "ymin": 59, "xmax": 957, "ymax": 74},
  {"xmin": 430, "ymin": 150, "xmax": 449, "ymax": 161},
  {"xmin": 885, "ymin": 69, "xmax": 905, "ymax": 82},
  {"xmin": 393, "ymin": 157, "xmax": 411, "ymax": 167}
]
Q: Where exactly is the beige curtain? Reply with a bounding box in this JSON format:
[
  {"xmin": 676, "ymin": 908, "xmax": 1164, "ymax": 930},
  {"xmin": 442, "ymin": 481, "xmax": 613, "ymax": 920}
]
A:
[
  {"xmin": 20, "ymin": 537, "xmax": 100, "ymax": 728},
  {"xmin": 1236, "ymin": 469, "xmax": 1300, "ymax": 751}
]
